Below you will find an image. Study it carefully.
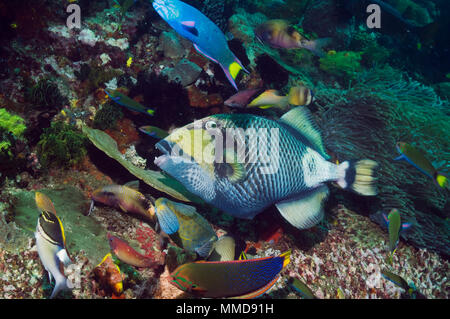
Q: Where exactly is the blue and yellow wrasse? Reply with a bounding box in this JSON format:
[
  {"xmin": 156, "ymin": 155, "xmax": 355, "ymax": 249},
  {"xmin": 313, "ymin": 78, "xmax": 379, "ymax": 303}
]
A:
[
  {"xmin": 105, "ymin": 89, "xmax": 155, "ymax": 116},
  {"xmin": 171, "ymin": 250, "xmax": 291, "ymax": 298},
  {"xmin": 395, "ymin": 142, "xmax": 448, "ymax": 189},
  {"xmin": 152, "ymin": 0, "xmax": 249, "ymax": 90}
]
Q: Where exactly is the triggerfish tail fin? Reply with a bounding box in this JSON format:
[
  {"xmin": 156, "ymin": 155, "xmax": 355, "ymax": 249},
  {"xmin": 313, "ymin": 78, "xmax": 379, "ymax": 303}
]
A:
[{"xmin": 336, "ymin": 159, "xmax": 378, "ymax": 196}]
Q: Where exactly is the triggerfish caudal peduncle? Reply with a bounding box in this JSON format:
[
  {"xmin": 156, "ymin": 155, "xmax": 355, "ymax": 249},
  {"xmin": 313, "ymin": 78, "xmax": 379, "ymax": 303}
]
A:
[
  {"xmin": 34, "ymin": 192, "xmax": 74, "ymax": 299},
  {"xmin": 171, "ymin": 251, "xmax": 291, "ymax": 298},
  {"xmin": 107, "ymin": 233, "xmax": 162, "ymax": 268},
  {"xmin": 105, "ymin": 89, "xmax": 155, "ymax": 116},
  {"xmin": 152, "ymin": 0, "xmax": 249, "ymax": 90},
  {"xmin": 154, "ymin": 107, "xmax": 378, "ymax": 230},
  {"xmin": 395, "ymin": 142, "xmax": 448, "ymax": 189}
]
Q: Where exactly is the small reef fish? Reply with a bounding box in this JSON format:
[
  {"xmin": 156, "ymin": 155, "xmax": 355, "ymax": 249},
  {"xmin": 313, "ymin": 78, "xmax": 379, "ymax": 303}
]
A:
[
  {"xmin": 255, "ymin": 19, "xmax": 331, "ymax": 57},
  {"xmin": 126, "ymin": 56, "xmax": 133, "ymax": 68},
  {"xmin": 208, "ymin": 235, "xmax": 235, "ymax": 261},
  {"xmin": 139, "ymin": 125, "xmax": 169, "ymax": 139},
  {"xmin": 171, "ymin": 251, "xmax": 291, "ymax": 298},
  {"xmin": 382, "ymin": 209, "xmax": 411, "ymax": 263},
  {"xmin": 90, "ymin": 183, "xmax": 155, "ymax": 221},
  {"xmin": 105, "ymin": 89, "xmax": 155, "ymax": 116},
  {"xmin": 247, "ymin": 86, "xmax": 314, "ymax": 110},
  {"xmin": 107, "ymin": 233, "xmax": 161, "ymax": 268},
  {"xmin": 288, "ymin": 277, "xmax": 316, "ymax": 299},
  {"xmin": 395, "ymin": 142, "xmax": 448, "ymax": 189},
  {"xmin": 224, "ymin": 88, "xmax": 265, "ymax": 108},
  {"xmin": 152, "ymin": 0, "xmax": 249, "ymax": 90},
  {"xmin": 154, "ymin": 197, "xmax": 218, "ymax": 258},
  {"xmin": 381, "ymin": 269, "xmax": 426, "ymax": 299},
  {"xmin": 94, "ymin": 253, "xmax": 124, "ymax": 297},
  {"xmin": 34, "ymin": 192, "xmax": 73, "ymax": 299},
  {"xmin": 155, "ymin": 107, "xmax": 378, "ymax": 230}
]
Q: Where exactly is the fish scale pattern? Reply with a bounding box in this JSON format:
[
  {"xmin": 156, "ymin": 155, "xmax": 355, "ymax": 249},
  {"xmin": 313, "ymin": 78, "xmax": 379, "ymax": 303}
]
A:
[{"xmin": 209, "ymin": 114, "xmax": 327, "ymax": 219}]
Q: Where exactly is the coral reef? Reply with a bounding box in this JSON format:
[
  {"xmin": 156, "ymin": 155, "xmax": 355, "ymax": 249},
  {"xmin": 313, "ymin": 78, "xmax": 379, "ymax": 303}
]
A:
[
  {"xmin": 93, "ymin": 103, "xmax": 123, "ymax": 131},
  {"xmin": 37, "ymin": 122, "xmax": 88, "ymax": 169},
  {"xmin": 319, "ymin": 51, "xmax": 362, "ymax": 82}
]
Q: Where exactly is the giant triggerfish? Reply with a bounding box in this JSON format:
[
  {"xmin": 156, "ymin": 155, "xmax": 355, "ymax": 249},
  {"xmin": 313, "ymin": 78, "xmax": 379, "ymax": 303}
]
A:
[
  {"xmin": 154, "ymin": 107, "xmax": 378, "ymax": 230},
  {"xmin": 171, "ymin": 251, "xmax": 291, "ymax": 298},
  {"xmin": 152, "ymin": 0, "xmax": 249, "ymax": 90},
  {"xmin": 34, "ymin": 192, "xmax": 73, "ymax": 299}
]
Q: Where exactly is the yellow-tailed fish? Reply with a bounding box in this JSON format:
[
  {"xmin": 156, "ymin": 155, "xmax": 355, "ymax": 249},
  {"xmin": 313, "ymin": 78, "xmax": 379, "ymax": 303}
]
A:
[
  {"xmin": 247, "ymin": 86, "xmax": 314, "ymax": 110},
  {"xmin": 90, "ymin": 183, "xmax": 155, "ymax": 221},
  {"xmin": 288, "ymin": 277, "xmax": 316, "ymax": 299},
  {"xmin": 337, "ymin": 287, "xmax": 345, "ymax": 299},
  {"xmin": 154, "ymin": 197, "xmax": 217, "ymax": 258},
  {"xmin": 105, "ymin": 89, "xmax": 155, "ymax": 116},
  {"xmin": 171, "ymin": 250, "xmax": 290, "ymax": 298},
  {"xmin": 152, "ymin": 0, "xmax": 249, "ymax": 90},
  {"xmin": 34, "ymin": 192, "xmax": 73, "ymax": 299},
  {"xmin": 395, "ymin": 142, "xmax": 448, "ymax": 189},
  {"xmin": 255, "ymin": 19, "xmax": 331, "ymax": 57}
]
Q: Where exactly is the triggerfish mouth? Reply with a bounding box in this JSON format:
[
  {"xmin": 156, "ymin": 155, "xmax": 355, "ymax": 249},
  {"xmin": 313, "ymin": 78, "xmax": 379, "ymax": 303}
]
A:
[
  {"xmin": 34, "ymin": 192, "xmax": 73, "ymax": 299},
  {"xmin": 170, "ymin": 250, "xmax": 291, "ymax": 298},
  {"xmin": 152, "ymin": 0, "xmax": 249, "ymax": 90},
  {"xmin": 154, "ymin": 107, "xmax": 379, "ymax": 230}
]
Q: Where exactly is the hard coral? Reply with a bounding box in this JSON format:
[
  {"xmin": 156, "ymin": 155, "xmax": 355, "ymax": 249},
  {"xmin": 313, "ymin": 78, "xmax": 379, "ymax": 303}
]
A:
[{"xmin": 37, "ymin": 122, "xmax": 88, "ymax": 169}]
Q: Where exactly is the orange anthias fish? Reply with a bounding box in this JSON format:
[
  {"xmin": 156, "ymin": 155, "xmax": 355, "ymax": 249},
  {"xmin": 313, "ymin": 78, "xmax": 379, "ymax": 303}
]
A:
[
  {"xmin": 107, "ymin": 233, "xmax": 162, "ymax": 268},
  {"xmin": 395, "ymin": 142, "xmax": 448, "ymax": 189},
  {"xmin": 171, "ymin": 250, "xmax": 291, "ymax": 298},
  {"xmin": 255, "ymin": 19, "xmax": 331, "ymax": 57}
]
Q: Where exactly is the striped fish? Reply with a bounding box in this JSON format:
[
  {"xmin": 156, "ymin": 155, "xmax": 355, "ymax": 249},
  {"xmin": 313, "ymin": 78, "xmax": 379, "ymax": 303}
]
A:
[
  {"xmin": 34, "ymin": 192, "xmax": 73, "ymax": 299},
  {"xmin": 171, "ymin": 250, "xmax": 290, "ymax": 298}
]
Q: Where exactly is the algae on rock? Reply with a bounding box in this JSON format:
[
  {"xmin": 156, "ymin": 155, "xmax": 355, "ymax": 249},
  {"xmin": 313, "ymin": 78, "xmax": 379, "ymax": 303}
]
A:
[{"xmin": 12, "ymin": 186, "xmax": 110, "ymax": 263}]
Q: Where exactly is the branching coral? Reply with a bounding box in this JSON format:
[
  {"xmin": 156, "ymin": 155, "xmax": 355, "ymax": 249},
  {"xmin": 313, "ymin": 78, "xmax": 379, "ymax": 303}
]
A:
[
  {"xmin": 37, "ymin": 121, "xmax": 88, "ymax": 168},
  {"xmin": 314, "ymin": 66, "xmax": 449, "ymax": 256}
]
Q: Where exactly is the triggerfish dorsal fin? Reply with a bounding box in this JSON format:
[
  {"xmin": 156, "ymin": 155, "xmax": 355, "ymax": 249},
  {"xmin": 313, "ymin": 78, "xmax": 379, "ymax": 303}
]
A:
[
  {"xmin": 275, "ymin": 185, "xmax": 328, "ymax": 230},
  {"xmin": 154, "ymin": 198, "xmax": 180, "ymax": 235},
  {"xmin": 280, "ymin": 107, "xmax": 329, "ymax": 159}
]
